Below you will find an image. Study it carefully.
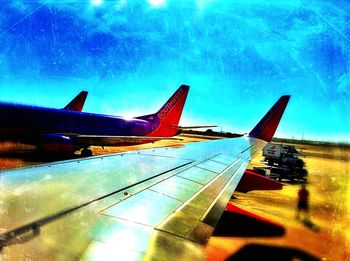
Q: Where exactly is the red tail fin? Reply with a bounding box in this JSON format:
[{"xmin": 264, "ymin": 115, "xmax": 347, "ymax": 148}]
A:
[
  {"xmin": 144, "ymin": 85, "xmax": 189, "ymax": 137},
  {"xmin": 249, "ymin": 95, "xmax": 290, "ymax": 142},
  {"xmin": 63, "ymin": 91, "xmax": 88, "ymax": 112}
]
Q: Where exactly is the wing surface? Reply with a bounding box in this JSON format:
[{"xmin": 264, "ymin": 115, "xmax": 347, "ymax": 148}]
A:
[
  {"xmin": 177, "ymin": 125, "xmax": 217, "ymax": 130},
  {"xmin": 0, "ymin": 137, "xmax": 261, "ymax": 260},
  {"xmin": 69, "ymin": 134, "xmax": 183, "ymax": 146}
]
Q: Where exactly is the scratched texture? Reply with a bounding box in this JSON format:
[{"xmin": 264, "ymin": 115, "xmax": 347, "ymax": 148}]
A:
[{"xmin": 0, "ymin": 0, "xmax": 348, "ymax": 142}]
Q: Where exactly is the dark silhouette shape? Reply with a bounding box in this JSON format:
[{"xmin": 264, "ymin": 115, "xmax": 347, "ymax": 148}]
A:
[
  {"xmin": 213, "ymin": 205, "xmax": 285, "ymax": 237},
  {"xmin": 227, "ymin": 243, "xmax": 320, "ymax": 261},
  {"xmin": 296, "ymin": 183, "xmax": 309, "ymax": 220}
]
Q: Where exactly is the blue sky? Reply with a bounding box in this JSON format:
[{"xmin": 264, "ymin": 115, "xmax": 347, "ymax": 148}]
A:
[{"xmin": 0, "ymin": 0, "xmax": 349, "ymax": 142}]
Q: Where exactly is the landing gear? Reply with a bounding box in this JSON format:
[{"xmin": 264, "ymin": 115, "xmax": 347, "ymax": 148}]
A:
[
  {"xmin": 267, "ymin": 159, "xmax": 274, "ymax": 166},
  {"xmin": 81, "ymin": 148, "xmax": 93, "ymax": 157}
]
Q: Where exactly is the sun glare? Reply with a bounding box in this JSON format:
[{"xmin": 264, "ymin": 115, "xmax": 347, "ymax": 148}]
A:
[
  {"xmin": 91, "ymin": 0, "xmax": 103, "ymax": 6},
  {"xmin": 148, "ymin": 0, "xmax": 165, "ymax": 7}
]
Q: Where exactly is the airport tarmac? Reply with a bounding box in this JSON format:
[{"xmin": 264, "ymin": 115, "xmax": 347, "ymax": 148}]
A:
[
  {"xmin": 0, "ymin": 136, "xmax": 349, "ymax": 260},
  {"xmin": 207, "ymin": 142, "xmax": 350, "ymax": 260}
]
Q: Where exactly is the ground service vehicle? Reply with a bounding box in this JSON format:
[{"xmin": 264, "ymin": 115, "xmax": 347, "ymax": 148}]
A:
[{"xmin": 263, "ymin": 143, "xmax": 304, "ymax": 168}]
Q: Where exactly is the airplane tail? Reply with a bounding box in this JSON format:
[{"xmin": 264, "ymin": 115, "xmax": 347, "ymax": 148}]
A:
[
  {"xmin": 249, "ymin": 95, "xmax": 291, "ymax": 142},
  {"xmin": 138, "ymin": 85, "xmax": 190, "ymax": 137},
  {"xmin": 63, "ymin": 91, "xmax": 88, "ymax": 112}
]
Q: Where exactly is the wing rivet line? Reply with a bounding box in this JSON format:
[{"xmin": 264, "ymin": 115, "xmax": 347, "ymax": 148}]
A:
[
  {"xmin": 0, "ymin": 161, "xmax": 194, "ymax": 250},
  {"xmin": 0, "ymin": 225, "xmax": 40, "ymax": 250}
]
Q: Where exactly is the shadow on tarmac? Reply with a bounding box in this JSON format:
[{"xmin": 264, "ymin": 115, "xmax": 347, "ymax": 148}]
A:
[
  {"xmin": 297, "ymin": 217, "xmax": 320, "ymax": 232},
  {"xmin": 226, "ymin": 243, "xmax": 320, "ymax": 261},
  {"xmin": 213, "ymin": 207, "xmax": 285, "ymax": 237}
]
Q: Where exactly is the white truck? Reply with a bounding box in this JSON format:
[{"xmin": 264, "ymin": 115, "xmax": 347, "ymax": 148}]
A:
[{"xmin": 262, "ymin": 143, "xmax": 304, "ymax": 169}]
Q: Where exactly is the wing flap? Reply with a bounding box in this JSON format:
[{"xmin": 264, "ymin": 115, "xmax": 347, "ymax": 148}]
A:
[
  {"xmin": 84, "ymin": 155, "xmax": 248, "ymax": 259},
  {"xmin": 85, "ymin": 153, "xmax": 249, "ymax": 257},
  {"xmin": 157, "ymin": 158, "xmax": 248, "ymax": 242},
  {"xmin": 83, "ymin": 215, "xmax": 205, "ymax": 260},
  {"xmin": 201, "ymin": 160, "xmax": 250, "ymax": 227}
]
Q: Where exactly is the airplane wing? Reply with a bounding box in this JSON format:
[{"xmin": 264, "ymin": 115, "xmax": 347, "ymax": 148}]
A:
[
  {"xmin": 0, "ymin": 137, "xmax": 259, "ymax": 260},
  {"xmin": 69, "ymin": 134, "xmax": 183, "ymax": 146},
  {"xmin": 177, "ymin": 125, "xmax": 217, "ymax": 130},
  {"xmin": 0, "ymin": 96, "xmax": 290, "ymax": 260}
]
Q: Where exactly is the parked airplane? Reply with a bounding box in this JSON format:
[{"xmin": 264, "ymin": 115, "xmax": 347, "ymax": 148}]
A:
[
  {"xmin": 0, "ymin": 95, "xmax": 294, "ymax": 260},
  {"xmin": 0, "ymin": 85, "xmax": 191, "ymax": 156},
  {"xmin": 63, "ymin": 91, "xmax": 88, "ymax": 112}
]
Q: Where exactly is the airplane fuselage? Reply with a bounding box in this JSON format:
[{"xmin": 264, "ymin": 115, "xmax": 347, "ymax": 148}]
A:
[
  {"xmin": 0, "ymin": 102, "xmax": 155, "ymax": 144},
  {"xmin": 0, "ymin": 85, "xmax": 189, "ymax": 154}
]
